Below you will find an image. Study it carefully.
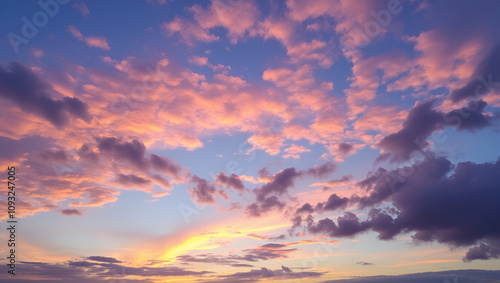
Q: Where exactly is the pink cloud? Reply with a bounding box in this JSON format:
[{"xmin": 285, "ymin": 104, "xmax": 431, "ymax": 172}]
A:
[
  {"xmin": 282, "ymin": 144, "xmax": 311, "ymax": 159},
  {"xmin": 248, "ymin": 132, "xmax": 284, "ymax": 156},
  {"xmin": 67, "ymin": 25, "xmax": 110, "ymax": 50},
  {"xmin": 84, "ymin": 36, "xmax": 110, "ymax": 50},
  {"xmin": 31, "ymin": 47, "xmax": 44, "ymax": 58},
  {"xmin": 190, "ymin": 0, "xmax": 260, "ymax": 43},
  {"xmin": 72, "ymin": 1, "xmax": 90, "ymax": 17},
  {"xmin": 161, "ymin": 17, "xmax": 219, "ymax": 45},
  {"xmin": 67, "ymin": 25, "xmax": 83, "ymax": 40},
  {"xmin": 188, "ymin": 55, "xmax": 209, "ymax": 66}
]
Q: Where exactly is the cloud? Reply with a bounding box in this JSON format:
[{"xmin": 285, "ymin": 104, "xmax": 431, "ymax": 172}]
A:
[
  {"xmin": 246, "ymin": 233, "xmax": 286, "ymax": 241},
  {"xmin": 97, "ymin": 137, "xmax": 148, "ymax": 168},
  {"xmin": 215, "ymin": 172, "xmax": 245, "ymax": 191},
  {"xmin": 315, "ymin": 193, "xmax": 349, "ymax": 212},
  {"xmin": 247, "ymin": 132, "xmax": 284, "ymax": 156},
  {"xmin": 311, "ymin": 175, "xmax": 353, "ymax": 190},
  {"xmin": 303, "ymin": 162, "xmax": 337, "ymax": 178},
  {"xmin": 338, "ymin": 142, "xmax": 353, "ymax": 155},
  {"xmin": 190, "ymin": 0, "xmax": 260, "ymax": 44},
  {"xmin": 247, "ymin": 163, "xmax": 337, "ymax": 216},
  {"xmin": 216, "ymin": 265, "xmax": 323, "ymax": 281},
  {"xmin": 190, "ymin": 175, "xmax": 219, "ymax": 204},
  {"xmin": 378, "ymin": 100, "xmax": 443, "ymax": 162},
  {"xmin": 72, "ymin": 1, "xmax": 90, "ymax": 17},
  {"xmin": 189, "ymin": 172, "xmax": 246, "ymax": 204},
  {"xmin": 463, "ymin": 238, "xmax": 500, "ymax": 262},
  {"xmin": 282, "ymin": 144, "xmax": 311, "ymax": 159},
  {"xmin": 296, "ymin": 203, "xmax": 314, "ymax": 214},
  {"xmin": 161, "ymin": 17, "xmax": 219, "ymax": 46},
  {"xmin": 295, "ymin": 154, "xmax": 500, "ymax": 261},
  {"xmin": 84, "ymin": 36, "xmax": 111, "ymax": 50},
  {"xmin": 0, "ymin": 135, "xmax": 53, "ymax": 161},
  {"xmin": 188, "ymin": 55, "xmax": 209, "ymax": 66},
  {"xmin": 378, "ymin": 99, "xmax": 495, "ymax": 162},
  {"xmin": 321, "ymin": 269, "xmax": 500, "ymax": 283},
  {"xmin": 450, "ymin": 46, "xmax": 500, "ymax": 102},
  {"xmin": 115, "ymin": 173, "xmax": 151, "ymax": 186},
  {"xmin": 96, "ymin": 137, "xmax": 184, "ymax": 181},
  {"xmin": 17, "ymin": 259, "xmax": 211, "ymax": 281},
  {"xmin": 60, "ymin": 209, "xmax": 83, "ymax": 216},
  {"xmin": 150, "ymin": 153, "xmax": 184, "ymax": 179},
  {"xmin": 356, "ymin": 261, "xmax": 374, "ymax": 266},
  {"xmin": 0, "ymin": 61, "xmax": 91, "ymax": 128},
  {"xmin": 67, "ymin": 25, "xmax": 110, "ymax": 50},
  {"xmin": 176, "ymin": 242, "xmax": 305, "ymax": 271},
  {"xmin": 31, "ymin": 47, "xmax": 44, "ymax": 58},
  {"xmin": 86, "ymin": 256, "xmax": 122, "ymax": 263}
]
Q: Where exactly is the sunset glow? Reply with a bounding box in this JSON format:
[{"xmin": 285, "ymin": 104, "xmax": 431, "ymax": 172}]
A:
[{"xmin": 1, "ymin": 0, "xmax": 500, "ymax": 282}]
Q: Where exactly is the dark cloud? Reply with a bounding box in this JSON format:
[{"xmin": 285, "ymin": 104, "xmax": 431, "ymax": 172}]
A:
[
  {"xmin": 76, "ymin": 143, "xmax": 99, "ymax": 162},
  {"xmin": 323, "ymin": 175, "xmax": 353, "ymax": 190},
  {"xmin": 246, "ymin": 195, "xmax": 286, "ymax": 217},
  {"xmin": 40, "ymin": 149, "xmax": 68, "ymax": 162},
  {"xmin": 150, "ymin": 153, "xmax": 183, "ymax": 178},
  {"xmin": 321, "ymin": 269, "xmax": 500, "ymax": 283},
  {"xmin": 463, "ymin": 238, "xmax": 500, "ymax": 262},
  {"xmin": 444, "ymin": 100, "xmax": 494, "ymax": 131},
  {"xmin": 305, "ymin": 212, "xmax": 371, "ymax": 237},
  {"xmin": 188, "ymin": 173, "xmax": 247, "ymax": 205},
  {"xmin": 96, "ymin": 137, "xmax": 184, "ymax": 182},
  {"xmin": 378, "ymin": 100, "xmax": 443, "ymax": 162},
  {"xmin": 216, "ymin": 172, "xmax": 245, "ymax": 191},
  {"xmin": 257, "ymin": 167, "xmax": 272, "ymax": 180},
  {"xmin": 97, "ymin": 137, "xmax": 147, "ymax": 168},
  {"xmin": 0, "ymin": 61, "xmax": 91, "ymax": 128},
  {"xmin": 281, "ymin": 265, "xmax": 292, "ymax": 273},
  {"xmin": 231, "ymin": 263, "xmax": 254, "ymax": 268},
  {"xmin": 255, "ymin": 168, "xmax": 300, "ymax": 201},
  {"xmin": 451, "ymin": 45, "xmax": 500, "ymax": 102},
  {"xmin": 115, "ymin": 173, "xmax": 151, "ymax": 186},
  {"xmin": 378, "ymin": 100, "xmax": 495, "ymax": 162},
  {"xmin": 247, "ymin": 233, "xmax": 286, "ymax": 241},
  {"xmin": 246, "ymin": 168, "xmax": 299, "ymax": 216},
  {"xmin": 338, "ymin": 143, "xmax": 354, "ymax": 155},
  {"xmin": 60, "ymin": 209, "xmax": 83, "ymax": 216},
  {"xmin": 296, "ymin": 203, "xmax": 315, "ymax": 214},
  {"xmin": 316, "ymin": 193, "xmax": 349, "ymax": 212},
  {"xmin": 190, "ymin": 175, "xmax": 218, "ymax": 204},
  {"xmin": 296, "ymin": 193, "xmax": 349, "ymax": 216},
  {"xmin": 235, "ymin": 243, "xmax": 297, "ymax": 262},
  {"xmin": 296, "ymin": 155, "xmax": 500, "ymax": 261},
  {"xmin": 303, "ymin": 162, "xmax": 337, "ymax": 178},
  {"xmin": 356, "ymin": 261, "xmax": 374, "ymax": 266},
  {"xmin": 0, "ymin": 135, "xmax": 53, "ymax": 160},
  {"xmin": 177, "ymin": 254, "xmax": 242, "ymax": 266},
  {"xmin": 86, "ymin": 256, "xmax": 122, "ymax": 263},
  {"xmin": 17, "ymin": 259, "xmax": 210, "ymax": 281},
  {"xmin": 247, "ymin": 163, "xmax": 338, "ymax": 217},
  {"xmin": 177, "ymin": 242, "xmax": 298, "ymax": 269}
]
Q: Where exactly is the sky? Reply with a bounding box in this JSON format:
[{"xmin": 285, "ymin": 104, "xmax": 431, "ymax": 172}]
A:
[{"xmin": 0, "ymin": 0, "xmax": 500, "ymax": 282}]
